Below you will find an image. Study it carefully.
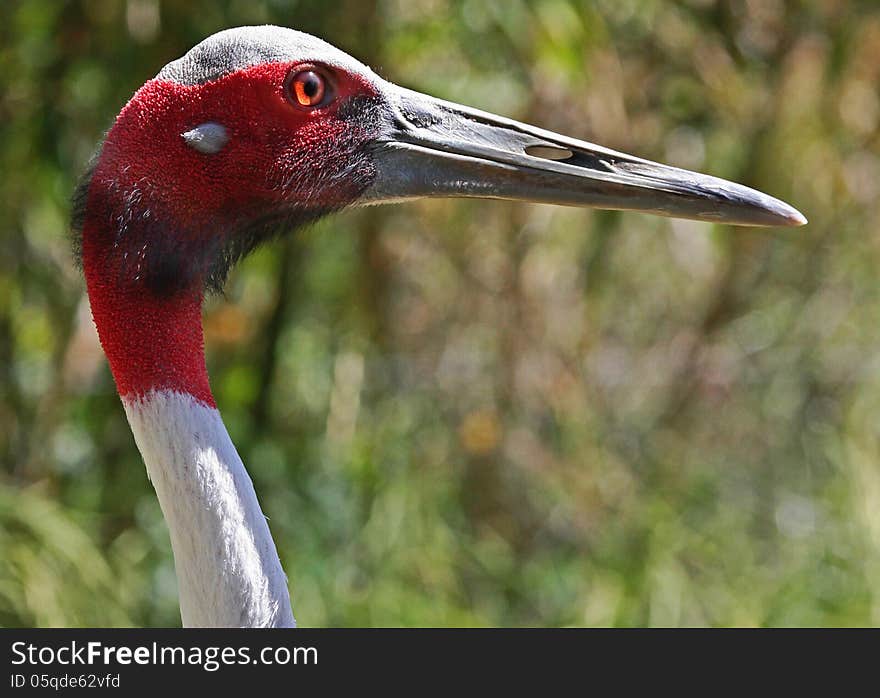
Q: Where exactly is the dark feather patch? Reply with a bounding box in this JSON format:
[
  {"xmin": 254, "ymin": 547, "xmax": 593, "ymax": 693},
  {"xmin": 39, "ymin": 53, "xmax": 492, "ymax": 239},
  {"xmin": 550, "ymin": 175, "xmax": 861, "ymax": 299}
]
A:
[{"xmin": 70, "ymin": 152, "xmax": 100, "ymax": 269}]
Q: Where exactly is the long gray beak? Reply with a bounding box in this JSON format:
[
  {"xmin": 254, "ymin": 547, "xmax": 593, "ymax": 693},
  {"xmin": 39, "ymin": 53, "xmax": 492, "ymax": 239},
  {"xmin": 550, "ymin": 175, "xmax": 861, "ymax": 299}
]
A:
[{"xmin": 364, "ymin": 86, "xmax": 806, "ymax": 227}]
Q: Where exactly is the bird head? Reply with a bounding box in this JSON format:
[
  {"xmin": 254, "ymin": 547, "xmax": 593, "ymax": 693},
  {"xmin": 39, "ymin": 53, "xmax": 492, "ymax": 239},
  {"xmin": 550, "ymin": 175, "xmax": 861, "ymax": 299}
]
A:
[
  {"xmin": 74, "ymin": 25, "xmax": 805, "ymax": 403},
  {"xmin": 75, "ymin": 27, "xmax": 389, "ymax": 294},
  {"xmin": 76, "ymin": 25, "xmax": 804, "ymax": 295}
]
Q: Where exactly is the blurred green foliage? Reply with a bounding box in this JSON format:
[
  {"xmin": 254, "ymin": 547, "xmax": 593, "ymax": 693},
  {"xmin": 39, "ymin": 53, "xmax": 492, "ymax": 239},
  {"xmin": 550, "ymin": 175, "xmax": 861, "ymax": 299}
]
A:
[{"xmin": 2, "ymin": 0, "xmax": 880, "ymax": 627}]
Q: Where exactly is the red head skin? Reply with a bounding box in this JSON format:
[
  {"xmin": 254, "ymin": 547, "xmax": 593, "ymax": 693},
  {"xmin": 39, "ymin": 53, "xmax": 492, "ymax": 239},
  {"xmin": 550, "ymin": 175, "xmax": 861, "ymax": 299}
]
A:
[{"xmin": 81, "ymin": 62, "xmax": 379, "ymax": 406}]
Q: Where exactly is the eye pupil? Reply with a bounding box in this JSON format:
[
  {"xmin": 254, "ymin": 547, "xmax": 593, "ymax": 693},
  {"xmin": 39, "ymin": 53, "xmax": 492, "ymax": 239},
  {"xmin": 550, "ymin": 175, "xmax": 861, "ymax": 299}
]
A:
[{"xmin": 290, "ymin": 70, "xmax": 326, "ymax": 107}]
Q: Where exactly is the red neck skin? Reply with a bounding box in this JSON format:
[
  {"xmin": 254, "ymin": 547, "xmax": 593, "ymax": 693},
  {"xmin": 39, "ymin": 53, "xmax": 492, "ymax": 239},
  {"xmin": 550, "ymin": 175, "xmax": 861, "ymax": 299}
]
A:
[{"xmin": 84, "ymin": 256, "xmax": 213, "ymax": 407}]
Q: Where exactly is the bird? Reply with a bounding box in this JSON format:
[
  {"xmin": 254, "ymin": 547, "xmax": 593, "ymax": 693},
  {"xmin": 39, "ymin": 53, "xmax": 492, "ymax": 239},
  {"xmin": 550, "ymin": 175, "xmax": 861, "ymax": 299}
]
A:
[{"xmin": 73, "ymin": 25, "xmax": 806, "ymax": 628}]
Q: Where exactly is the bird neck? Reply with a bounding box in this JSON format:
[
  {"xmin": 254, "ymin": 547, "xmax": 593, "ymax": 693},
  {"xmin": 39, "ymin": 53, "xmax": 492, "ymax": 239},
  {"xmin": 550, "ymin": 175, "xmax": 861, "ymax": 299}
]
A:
[
  {"xmin": 82, "ymin": 220, "xmax": 295, "ymax": 627},
  {"xmin": 123, "ymin": 389, "xmax": 295, "ymax": 627},
  {"xmin": 86, "ymin": 268, "xmax": 215, "ymax": 404}
]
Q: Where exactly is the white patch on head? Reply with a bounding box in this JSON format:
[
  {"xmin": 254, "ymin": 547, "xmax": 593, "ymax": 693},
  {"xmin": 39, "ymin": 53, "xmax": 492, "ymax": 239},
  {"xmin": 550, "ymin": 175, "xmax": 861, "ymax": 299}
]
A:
[{"xmin": 182, "ymin": 122, "xmax": 229, "ymax": 154}]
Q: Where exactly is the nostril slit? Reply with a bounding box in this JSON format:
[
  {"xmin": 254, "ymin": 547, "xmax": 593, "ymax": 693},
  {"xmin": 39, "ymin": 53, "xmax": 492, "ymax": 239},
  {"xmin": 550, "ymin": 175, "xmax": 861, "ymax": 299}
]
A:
[{"xmin": 525, "ymin": 144, "xmax": 573, "ymax": 161}]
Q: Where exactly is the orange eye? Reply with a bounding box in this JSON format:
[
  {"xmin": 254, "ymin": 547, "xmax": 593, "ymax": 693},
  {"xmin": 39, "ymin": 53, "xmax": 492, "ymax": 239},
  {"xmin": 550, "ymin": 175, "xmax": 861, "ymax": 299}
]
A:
[{"xmin": 288, "ymin": 70, "xmax": 326, "ymax": 107}]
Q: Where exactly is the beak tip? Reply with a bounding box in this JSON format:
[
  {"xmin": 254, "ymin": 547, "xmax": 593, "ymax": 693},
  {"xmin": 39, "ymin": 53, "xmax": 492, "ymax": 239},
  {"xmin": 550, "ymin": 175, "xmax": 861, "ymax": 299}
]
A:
[
  {"xmin": 780, "ymin": 206, "xmax": 808, "ymax": 227},
  {"xmin": 757, "ymin": 197, "xmax": 807, "ymax": 227}
]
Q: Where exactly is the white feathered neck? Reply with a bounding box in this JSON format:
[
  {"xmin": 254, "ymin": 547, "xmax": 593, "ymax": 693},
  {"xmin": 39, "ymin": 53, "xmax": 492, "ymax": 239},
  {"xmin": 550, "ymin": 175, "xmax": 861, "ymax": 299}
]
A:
[{"xmin": 123, "ymin": 389, "xmax": 295, "ymax": 627}]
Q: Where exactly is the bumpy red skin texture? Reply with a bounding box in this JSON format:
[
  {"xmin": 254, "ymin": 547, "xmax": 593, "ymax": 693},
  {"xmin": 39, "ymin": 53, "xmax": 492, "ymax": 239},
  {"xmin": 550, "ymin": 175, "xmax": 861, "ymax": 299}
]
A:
[{"xmin": 82, "ymin": 61, "xmax": 378, "ymax": 406}]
